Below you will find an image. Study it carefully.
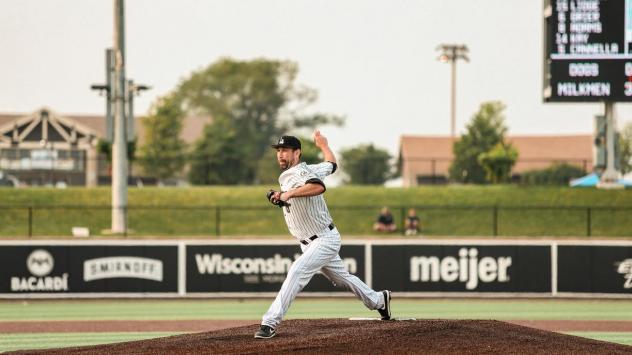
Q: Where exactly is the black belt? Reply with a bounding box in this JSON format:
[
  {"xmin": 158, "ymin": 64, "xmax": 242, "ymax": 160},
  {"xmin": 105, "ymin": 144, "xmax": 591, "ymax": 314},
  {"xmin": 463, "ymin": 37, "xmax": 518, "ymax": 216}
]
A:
[{"xmin": 300, "ymin": 223, "xmax": 334, "ymax": 245}]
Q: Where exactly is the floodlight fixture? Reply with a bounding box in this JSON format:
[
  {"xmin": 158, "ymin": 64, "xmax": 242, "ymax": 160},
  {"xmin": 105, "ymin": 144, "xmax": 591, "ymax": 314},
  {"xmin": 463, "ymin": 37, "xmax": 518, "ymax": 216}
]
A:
[{"xmin": 436, "ymin": 43, "xmax": 469, "ymax": 140}]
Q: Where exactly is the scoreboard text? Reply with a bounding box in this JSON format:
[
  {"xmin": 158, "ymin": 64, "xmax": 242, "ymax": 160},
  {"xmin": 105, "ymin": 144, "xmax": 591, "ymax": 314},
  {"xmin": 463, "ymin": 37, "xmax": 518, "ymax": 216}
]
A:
[{"xmin": 543, "ymin": 0, "xmax": 632, "ymax": 101}]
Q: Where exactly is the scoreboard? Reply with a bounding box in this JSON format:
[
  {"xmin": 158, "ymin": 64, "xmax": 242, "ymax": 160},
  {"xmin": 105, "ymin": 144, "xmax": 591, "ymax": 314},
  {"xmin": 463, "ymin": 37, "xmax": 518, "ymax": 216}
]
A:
[{"xmin": 543, "ymin": 0, "xmax": 632, "ymax": 102}]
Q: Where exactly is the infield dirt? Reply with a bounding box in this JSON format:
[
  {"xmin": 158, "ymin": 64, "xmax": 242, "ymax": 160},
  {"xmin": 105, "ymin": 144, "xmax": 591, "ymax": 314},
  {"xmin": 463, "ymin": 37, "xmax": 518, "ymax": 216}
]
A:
[{"xmin": 9, "ymin": 319, "xmax": 632, "ymax": 354}]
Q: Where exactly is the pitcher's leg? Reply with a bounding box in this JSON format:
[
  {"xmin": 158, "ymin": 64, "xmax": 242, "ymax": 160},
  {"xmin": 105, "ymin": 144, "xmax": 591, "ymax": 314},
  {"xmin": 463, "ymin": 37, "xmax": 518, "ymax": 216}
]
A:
[
  {"xmin": 320, "ymin": 254, "xmax": 384, "ymax": 310},
  {"xmin": 261, "ymin": 240, "xmax": 337, "ymax": 329}
]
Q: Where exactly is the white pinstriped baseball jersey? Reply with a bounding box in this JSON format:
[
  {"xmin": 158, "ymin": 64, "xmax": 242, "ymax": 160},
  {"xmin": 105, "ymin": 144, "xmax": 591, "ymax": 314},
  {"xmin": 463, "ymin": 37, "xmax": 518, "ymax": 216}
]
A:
[
  {"xmin": 278, "ymin": 161, "xmax": 335, "ymax": 240},
  {"xmin": 260, "ymin": 158, "xmax": 387, "ymax": 331}
]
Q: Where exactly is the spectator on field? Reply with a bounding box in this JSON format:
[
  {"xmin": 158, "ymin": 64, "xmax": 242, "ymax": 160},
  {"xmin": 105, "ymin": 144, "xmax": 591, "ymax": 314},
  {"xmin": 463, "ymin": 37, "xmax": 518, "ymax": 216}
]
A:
[
  {"xmin": 405, "ymin": 208, "xmax": 421, "ymax": 236},
  {"xmin": 373, "ymin": 207, "xmax": 396, "ymax": 232}
]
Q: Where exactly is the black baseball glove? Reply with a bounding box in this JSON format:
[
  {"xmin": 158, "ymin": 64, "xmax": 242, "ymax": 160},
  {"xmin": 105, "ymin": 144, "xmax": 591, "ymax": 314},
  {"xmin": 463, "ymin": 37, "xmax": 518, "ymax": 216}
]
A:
[{"xmin": 267, "ymin": 189, "xmax": 291, "ymax": 208}]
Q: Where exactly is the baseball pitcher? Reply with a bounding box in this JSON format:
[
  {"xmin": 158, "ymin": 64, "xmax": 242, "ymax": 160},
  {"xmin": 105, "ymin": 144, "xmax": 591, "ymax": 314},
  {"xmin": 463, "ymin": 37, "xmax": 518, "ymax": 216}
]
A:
[{"xmin": 255, "ymin": 130, "xmax": 391, "ymax": 339}]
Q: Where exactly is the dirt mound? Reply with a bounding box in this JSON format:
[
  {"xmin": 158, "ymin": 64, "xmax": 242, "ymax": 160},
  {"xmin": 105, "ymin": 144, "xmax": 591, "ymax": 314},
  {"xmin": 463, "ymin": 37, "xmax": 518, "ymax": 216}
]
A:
[{"xmin": 10, "ymin": 319, "xmax": 632, "ymax": 355}]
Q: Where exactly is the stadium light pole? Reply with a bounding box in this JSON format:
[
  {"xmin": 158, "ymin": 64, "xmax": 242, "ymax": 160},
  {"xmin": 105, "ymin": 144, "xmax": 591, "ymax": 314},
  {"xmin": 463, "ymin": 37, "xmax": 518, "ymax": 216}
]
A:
[
  {"xmin": 436, "ymin": 44, "xmax": 469, "ymax": 140},
  {"xmin": 127, "ymin": 80, "xmax": 151, "ymax": 145},
  {"xmin": 111, "ymin": 0, "xmax": 128, "ymax": 234},
  {"xmin": 598, "ymin": 102, "xmax": 621, "ymax": 187},
  {"xmin": 91, "ymin": 1, "xmax": 150, "ymax": 233}
]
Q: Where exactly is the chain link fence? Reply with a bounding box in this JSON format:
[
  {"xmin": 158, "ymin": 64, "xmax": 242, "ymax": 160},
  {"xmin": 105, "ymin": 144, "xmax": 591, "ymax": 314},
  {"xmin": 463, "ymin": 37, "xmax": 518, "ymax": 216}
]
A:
[{"xmin": 1, "ymin": 205, "xmax": 631, "ymax": 237}]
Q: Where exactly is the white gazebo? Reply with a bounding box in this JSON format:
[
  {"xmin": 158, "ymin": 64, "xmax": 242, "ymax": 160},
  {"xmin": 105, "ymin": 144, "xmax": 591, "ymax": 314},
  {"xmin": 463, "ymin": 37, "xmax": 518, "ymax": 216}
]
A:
[{"xmin": 0, "ymin": 108, "xmax": 100, "ymax": 186}]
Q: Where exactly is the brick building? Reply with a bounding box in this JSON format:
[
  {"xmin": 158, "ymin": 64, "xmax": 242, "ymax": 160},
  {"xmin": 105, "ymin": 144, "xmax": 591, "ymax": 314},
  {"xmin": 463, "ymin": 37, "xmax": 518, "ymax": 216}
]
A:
[{"xmin": 399, "ymin": 134, "xmax": 593, "ymax": 186}]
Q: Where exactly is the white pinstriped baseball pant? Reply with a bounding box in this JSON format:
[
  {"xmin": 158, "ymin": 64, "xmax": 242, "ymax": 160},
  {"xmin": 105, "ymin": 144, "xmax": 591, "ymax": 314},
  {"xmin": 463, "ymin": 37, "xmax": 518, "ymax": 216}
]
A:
[{"xmin": 261, "ymin": 226, "xmax": 384, "ymax": 329}]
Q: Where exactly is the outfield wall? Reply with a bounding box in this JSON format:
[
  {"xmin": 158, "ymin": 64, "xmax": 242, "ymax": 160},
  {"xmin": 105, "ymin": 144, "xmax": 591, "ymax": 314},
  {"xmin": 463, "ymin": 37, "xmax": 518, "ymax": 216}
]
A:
[{"xmin": 0, "ymin": 240, "xmax": 631, "ymax": 298}]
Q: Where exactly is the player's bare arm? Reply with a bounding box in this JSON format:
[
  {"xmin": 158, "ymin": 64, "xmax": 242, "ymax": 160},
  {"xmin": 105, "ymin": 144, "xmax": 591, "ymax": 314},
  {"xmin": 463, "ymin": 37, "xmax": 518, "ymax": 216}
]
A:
[
  {"xmin": 313, "ymin": 129, "xmax": 336, "ymax": 164},
  {"xmin": 278, "ymin": 183, "xmax": 325, "ymax": 201},
  {"xmin": 270, "ymin": 182, "xmax": 325, "ymax": 202}
]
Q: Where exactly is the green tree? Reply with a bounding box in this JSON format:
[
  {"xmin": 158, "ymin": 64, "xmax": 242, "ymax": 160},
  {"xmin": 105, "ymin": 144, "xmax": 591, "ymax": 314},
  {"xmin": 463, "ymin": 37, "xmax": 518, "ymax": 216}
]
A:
[
  {"xmin": 340, "ymin": 144, "xmax": 393, "ymax": 185},
  {"xmin": 477, "ymin": 143, "xmax": 518, "ymax": 184},
  {"xmin": 96, "ymin": 140, "xmax": 136, "ymax": 162},
  {"xmin": 174, "ymin": 58, "xmax": 342, "ymax": 184},
  {"xmin": 449, "ymin": 101, "xmax": 508, "ymax": 183},
  {"xmin": 619, "ymin": 122, "xmax": 632, "ymax": 175},
  {"xmin": 188, "ymin": 116, "xmax": 247, "ymax": 185},
  {"xmin": 138, "ymin": 93, "xmax": 187, "ymax": 181},
  {"xmin": 520, "ymin": 163, "xmax": 585, "ymax": 185}
]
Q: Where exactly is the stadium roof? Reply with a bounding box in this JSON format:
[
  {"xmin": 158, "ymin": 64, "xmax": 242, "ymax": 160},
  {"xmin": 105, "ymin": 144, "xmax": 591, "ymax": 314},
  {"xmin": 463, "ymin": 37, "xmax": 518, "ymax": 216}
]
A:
[{"xmin": 0, "ymin": 109, "xmax": 212, "ymax": 146}]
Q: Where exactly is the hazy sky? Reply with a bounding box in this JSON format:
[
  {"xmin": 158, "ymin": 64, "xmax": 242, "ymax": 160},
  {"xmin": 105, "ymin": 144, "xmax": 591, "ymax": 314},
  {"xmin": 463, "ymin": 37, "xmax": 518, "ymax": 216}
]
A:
[{"xmin": 2, "ymin": 0, "xmax": 632, "ymax": 156}]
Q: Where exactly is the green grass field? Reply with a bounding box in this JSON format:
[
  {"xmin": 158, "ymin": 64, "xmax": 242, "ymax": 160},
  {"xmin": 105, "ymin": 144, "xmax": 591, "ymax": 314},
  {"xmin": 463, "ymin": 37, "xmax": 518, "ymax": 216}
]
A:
[
  {"xmin": 1, "ymin": 185, "xmax": 632, "ymax": 237},
  {"xmin": 4, "ymin": 299, "xmax": 632, "ymax": 321},
  {"xmin": 1, "ymin": 299, "xmax": 632, "ymax": 352},
  {"xmin": 2, "ymin": 186, "xmax": 631, "ymax": 351},
  {"xmin": 1, "ymin": 332, "xmax": 183, "ymax": 352}
]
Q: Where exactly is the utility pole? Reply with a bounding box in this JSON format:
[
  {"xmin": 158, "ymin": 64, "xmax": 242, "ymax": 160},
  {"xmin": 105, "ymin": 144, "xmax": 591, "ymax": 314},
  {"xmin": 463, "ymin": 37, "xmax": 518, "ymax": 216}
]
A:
[
  {"xmin": 111, "ymin": 0, "xmax": 128, "ymax": 233},
  {"xmin": 91, "ymin": 0, "xmax": 150, "ymax": 234},
  {"xmin": 437, "ymin": 44, "xmax": 469, "ymax": 140},
  {"xmin": 598, "ymin": 102, "xmax": 622, "ymax": 188}
]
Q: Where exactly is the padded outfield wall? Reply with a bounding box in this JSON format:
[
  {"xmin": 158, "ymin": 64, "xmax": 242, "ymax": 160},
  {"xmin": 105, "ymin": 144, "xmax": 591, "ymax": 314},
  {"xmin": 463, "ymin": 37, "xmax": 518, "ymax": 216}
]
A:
[{"xmin": 0, "ymin": 240, "xmax": 631, "ymax": 298}]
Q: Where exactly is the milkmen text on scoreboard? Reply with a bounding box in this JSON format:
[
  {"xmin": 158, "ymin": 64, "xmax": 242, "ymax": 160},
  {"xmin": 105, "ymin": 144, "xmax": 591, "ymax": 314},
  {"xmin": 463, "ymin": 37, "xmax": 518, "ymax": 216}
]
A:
[{"xmin": 543, "ymin": 0, "xmax": 632, "ymax": 101}]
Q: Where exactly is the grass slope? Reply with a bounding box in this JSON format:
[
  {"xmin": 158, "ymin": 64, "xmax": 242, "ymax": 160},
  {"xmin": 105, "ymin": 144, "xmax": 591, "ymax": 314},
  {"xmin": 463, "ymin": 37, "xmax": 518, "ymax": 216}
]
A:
[{"xmin": 1, "ymin": 186, "xmax": 631, "ymax": 237}]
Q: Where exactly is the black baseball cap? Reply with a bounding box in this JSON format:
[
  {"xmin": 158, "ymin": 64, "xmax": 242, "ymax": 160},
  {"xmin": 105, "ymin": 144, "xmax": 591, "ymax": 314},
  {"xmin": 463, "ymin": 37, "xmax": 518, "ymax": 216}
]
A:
[{"xmin": 271, "ymin": 135, "xmax": 301, "ymax": 149}]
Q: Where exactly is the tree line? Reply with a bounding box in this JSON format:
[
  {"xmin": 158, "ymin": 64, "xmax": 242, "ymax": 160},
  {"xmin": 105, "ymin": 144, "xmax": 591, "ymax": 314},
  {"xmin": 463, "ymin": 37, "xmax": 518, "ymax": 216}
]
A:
[
  {"xmin": 136, "ymin": 58, "xmax": 395, "ymax": 185},
  {"xmin": 135, "ymin": 57, "xmax": 632, "ymax": 186}
]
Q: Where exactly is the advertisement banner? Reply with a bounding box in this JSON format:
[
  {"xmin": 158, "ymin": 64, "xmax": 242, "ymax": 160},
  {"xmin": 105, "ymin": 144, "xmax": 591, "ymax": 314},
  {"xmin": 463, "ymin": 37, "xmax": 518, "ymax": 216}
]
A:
[
  {"xmin": 5, "ymin": 241, "xmax": 632, "ymax": 298},
  {"xmin": 0, "ymin": 245, "xmax": 178, "ymax": 294},
  {"xmin": 186, "ymin": 244, "xmax": 365, "ymax": 293},
  {"xmin": 558, "ymin": 245, "xmax": 632, "ymax": 294},
  {"xmin": 372, "ymin": 244, "xmax": 551, "ymax": 293}
]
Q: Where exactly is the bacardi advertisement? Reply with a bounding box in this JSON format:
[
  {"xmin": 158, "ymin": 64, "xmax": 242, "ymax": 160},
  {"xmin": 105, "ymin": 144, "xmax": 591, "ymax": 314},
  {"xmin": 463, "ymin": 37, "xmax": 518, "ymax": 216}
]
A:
[
  {"xmin": 186, "ymin": 244, "xmax": 365, "ymax": 293},
  {"xmin": 558, "ymin": 245, "xmax": 632, "ymax": 294},
  {"xmin": 0, "ymin": 245, "xmax": 178, "ymax": 294},
  {"xmin": 372, "ymin": 245, "xmax": 551, "ymax": 293}
]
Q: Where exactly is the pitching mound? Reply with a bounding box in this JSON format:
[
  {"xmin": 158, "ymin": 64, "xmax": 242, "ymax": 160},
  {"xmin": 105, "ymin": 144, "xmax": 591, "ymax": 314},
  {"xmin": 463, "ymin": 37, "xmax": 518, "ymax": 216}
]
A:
[{"xmin": 10, "ymin": 319, "xmax": 632, "ymax": 354}]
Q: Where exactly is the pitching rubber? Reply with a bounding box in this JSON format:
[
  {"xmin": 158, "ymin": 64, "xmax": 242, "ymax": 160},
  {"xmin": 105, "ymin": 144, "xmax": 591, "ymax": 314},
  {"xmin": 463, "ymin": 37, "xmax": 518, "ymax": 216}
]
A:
[{"xmin": 348, "ymin": 317, "xmax": 417, "ymax": 321}]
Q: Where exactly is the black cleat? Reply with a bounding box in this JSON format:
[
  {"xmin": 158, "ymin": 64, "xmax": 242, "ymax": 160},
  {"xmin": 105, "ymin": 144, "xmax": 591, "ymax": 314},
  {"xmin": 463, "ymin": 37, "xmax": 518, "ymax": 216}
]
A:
[
  {"xmin": 378, "ymin": 290, "xmax": 391, "ymax": 320},
  {"xmin": 254, "ymin": 325, "xmax": 276, "ymax": 339}
]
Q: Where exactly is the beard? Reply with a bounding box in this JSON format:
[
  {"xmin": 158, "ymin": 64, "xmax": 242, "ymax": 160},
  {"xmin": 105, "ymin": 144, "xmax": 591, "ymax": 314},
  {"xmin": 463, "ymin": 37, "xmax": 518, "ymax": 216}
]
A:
[{"xmin": 278, "ymin": 158, "xmax": 292, "ymax": 171}]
